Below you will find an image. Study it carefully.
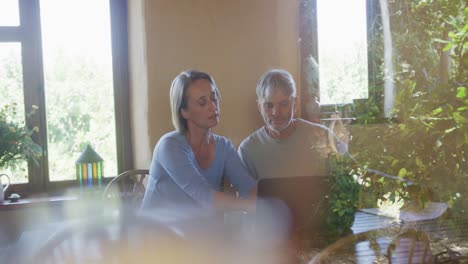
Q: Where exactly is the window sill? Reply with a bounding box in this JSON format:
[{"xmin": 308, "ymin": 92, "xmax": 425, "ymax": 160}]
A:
[
  {"xmin": 4, "ymin": 176, "xmax": 116, "ymax": 200},
  {"xmin": 0, "ymin": 195, "xmax": 80, "ymax": 211}
]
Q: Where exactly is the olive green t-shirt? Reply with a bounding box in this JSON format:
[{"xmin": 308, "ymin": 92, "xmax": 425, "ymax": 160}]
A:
[{"xmin": 238, "ymin": 119, "xmax": 347, "ymax": 180}]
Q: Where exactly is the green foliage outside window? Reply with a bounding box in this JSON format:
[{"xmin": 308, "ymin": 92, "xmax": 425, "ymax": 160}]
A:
[
  {"xmin": 350, "ymin": 0, "xmax": 467, "ymax": 215},
  {"xmin": 0, "ymin": 46, "xmax": 118, "ymax": 182},
  {"xmin": 43, "ymin": 52, "xmax": 117, "ymax": 180}
]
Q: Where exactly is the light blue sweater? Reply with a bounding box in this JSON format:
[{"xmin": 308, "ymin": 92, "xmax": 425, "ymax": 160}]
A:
[{"xmin": 141, "ymin": 131, "xmax": 256, "ymax": 209}]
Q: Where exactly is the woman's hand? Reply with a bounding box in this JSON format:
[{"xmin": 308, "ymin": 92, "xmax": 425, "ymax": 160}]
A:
[{"xmin": 212, "ymin": 191, "xmax": 256, "ymax": 212}]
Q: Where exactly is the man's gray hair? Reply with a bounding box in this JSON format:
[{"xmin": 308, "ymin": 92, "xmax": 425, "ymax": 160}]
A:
[
  {"xmin": 169, "ymin": 70, "xmax": 219, "ymax": 134},
  {"xmin": 256, "ymin": 69, "xmax": 296, "ymax": 100}
]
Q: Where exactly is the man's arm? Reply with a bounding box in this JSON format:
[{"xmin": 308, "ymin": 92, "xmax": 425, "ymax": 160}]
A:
[{"xmin": 238, "ymin": 142, "xmax": 259, "ymax": 181}]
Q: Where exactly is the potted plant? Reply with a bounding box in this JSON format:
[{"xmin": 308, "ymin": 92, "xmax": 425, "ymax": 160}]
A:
[
  {"xmin": 0, "ymin": 103, "xmax": 42, "ymax": 176},
  {"xmin": 304, "ymin": 127, "xmax": 362, "ymax": 247}
]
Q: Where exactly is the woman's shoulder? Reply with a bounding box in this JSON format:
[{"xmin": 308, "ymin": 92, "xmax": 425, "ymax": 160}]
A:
[
  {"xmin": 157, "ymin": 131, "xmax": 187, "ymax": 147},
  {"xmin": 212, "ymin": 134, "xmax": 238, "ymax": 151},
  {"xmin": 212, "ymin": 133, "xmax": 229, "ymax": 144}
]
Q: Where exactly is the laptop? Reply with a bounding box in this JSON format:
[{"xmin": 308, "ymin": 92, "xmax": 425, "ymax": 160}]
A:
[{"xmin": 255, "ymin": 176, "xmax": 330, "ymax": 240}]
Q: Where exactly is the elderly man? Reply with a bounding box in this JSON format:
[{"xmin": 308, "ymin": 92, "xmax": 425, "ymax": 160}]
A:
[{"xmin": 238, "ymin": 69, "xmax": 348, "ymax": 180}]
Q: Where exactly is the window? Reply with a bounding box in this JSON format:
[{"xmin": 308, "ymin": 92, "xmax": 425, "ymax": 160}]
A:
[
  {"xmin": 299, "ymin": 0, "xmax": 376, "ymax": 120},
  {"xmin": 41, "ymin": 0, "xmax": 117, "ymax": 181},
  {"xmin": 0, "ymin": 0, "xmax": 133, "ymax": 194},
  {"xmin": 316, "ymin": 0, "xmax": 369, "ymax": 105}
]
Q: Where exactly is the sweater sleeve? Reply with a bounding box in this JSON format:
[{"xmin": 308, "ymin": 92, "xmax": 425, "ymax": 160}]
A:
[
  {"xmin": 156, "ymin": 137, "xmax": 215, "ymax": 207},
  {"xmin": 238, "ymin": 139, "xmax": 259, "ymax": 181},
  {"xmin": 223, "ymin": 139, "xmax": 256, "ymax": 197}
]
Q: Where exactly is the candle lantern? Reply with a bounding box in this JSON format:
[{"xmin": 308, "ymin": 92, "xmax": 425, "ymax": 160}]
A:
[{"xmin": 75, "ymin": 144, "xmax": 104, "ymax": 189}]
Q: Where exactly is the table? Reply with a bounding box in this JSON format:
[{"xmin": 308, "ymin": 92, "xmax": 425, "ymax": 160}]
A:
[{"xmin": 308, "ymin": 211, "xmax": 468, "ymax": 263}]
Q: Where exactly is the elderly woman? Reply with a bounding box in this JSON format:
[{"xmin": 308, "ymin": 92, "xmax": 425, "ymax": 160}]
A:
[{"xmin": 141, "ymin": 70, "xmax": 256, "ymax": 211}]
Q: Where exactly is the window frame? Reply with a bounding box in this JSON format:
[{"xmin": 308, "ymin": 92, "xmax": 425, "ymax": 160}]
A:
[{"xmin": 0, "ymin": 0, "xmax": 133, "ymax": 196}]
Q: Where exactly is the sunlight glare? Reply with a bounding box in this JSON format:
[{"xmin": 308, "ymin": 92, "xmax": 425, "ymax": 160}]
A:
[
  {"xmin": 317, "ymin": 0, "xmax": 369, "ymax": 105},
  {"xmin": 40, "ymin": 0, "xmax": 112, "ymax": 64},
  {"xmin": 0, "ymin": 0, "xmax": 20, "ymax": 26}
]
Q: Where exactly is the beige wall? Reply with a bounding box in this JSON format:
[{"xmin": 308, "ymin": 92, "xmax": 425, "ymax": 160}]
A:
[{"xmin": 129, "ymin": 0, "xmax": 301, "ymax": 168}]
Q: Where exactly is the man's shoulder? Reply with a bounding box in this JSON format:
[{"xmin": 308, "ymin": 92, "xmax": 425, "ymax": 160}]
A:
[
  {"xmin": 297, "ymin": 118, "xmax": 329, "ymax": 131},
  {"xmin": 239, "ymin": 127, "xmax": 268, "ymax": 150},
  {"xmin": 297, "ymin": 119, "xmax": 349, "ymax": 155}
]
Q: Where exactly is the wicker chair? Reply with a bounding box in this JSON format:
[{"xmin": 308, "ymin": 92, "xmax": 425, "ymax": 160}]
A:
[{"xmin": 102, "ymin": 169, "xmax": 149, "ymax": 211}]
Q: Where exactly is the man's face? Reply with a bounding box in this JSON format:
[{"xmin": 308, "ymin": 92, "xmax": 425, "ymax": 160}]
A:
[{"xmin": 257, "ymin": 88, "xmax": 296, "ymax": 133}]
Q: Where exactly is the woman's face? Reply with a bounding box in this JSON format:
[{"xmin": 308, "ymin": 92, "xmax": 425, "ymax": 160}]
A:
[{"xmin": 181, "ymin": 79, "xmax": 220, "ymax": 131}]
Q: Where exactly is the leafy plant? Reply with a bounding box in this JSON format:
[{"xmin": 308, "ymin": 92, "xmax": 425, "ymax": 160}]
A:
[
  {"xmin": 0, "ymin": 103, "xmax": 42, "ymax": 169},
  {"xmin": 321, "ymin": 154, "xmax": 361, "ymax": 239},
  {"xmin": 349, "ymin": 0, "xmax": 467, "ymax": 214},
  {"xmin": 300, "ymin": 150, "xmax": 361, "ymax": 247}
]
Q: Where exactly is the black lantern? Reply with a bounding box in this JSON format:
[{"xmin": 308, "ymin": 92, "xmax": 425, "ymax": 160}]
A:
[{"xmin": 76, "ymin": 144, "xmax": 104, "ymax": 189}]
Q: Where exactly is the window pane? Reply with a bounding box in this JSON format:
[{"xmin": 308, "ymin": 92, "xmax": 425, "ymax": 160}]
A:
[
  {"xmin": 0, "ymin": 0, "xmax": 20, "ymax": 26},
  {"xmin": 40, "ymin": 0, "xmax": 117, "ymax": 181},
  {"xmin": 0, "ymin": 42, "xmax": 29, "ymax": 184},
  {"xmin": 317, "ymin": 0, "xmax": 368, "ymax": 105}
]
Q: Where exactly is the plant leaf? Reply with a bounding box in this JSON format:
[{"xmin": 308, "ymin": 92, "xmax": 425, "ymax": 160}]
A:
[
  {"xmin": 398, "ymin": 168, "xmax": 408, "ymax": 178},
  {"xmin": 453, "ymin": 112, "xmax": 467, "ymax": 125},
  {"xmin": 448, "ymin": 32, "xmax": 458, "ymax": 39},
  {"xmin": 456, "ymin": 87, "xmax": 466, "ymax": 99},
  {"xmin": 443, "ymin": 43, "xmax": 453, "ymax": 52},
  {"xmin": 433, "ymin": 38, "xmax": 450, "ymax": 44},
  {"xmin": 432, "ymin": 107, "xmax": 443, "ymax": 115}
]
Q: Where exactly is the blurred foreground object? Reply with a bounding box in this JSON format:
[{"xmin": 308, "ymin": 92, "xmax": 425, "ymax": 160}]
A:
[{"xmin": 25, "ymin": 205, "xmax": 295, "ymax": 264}]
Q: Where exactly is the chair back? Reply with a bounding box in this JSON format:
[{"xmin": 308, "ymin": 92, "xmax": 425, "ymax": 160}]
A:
[{"xmin": 103, "ymin": 169, "xmax": 149, "ymax": 210}]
